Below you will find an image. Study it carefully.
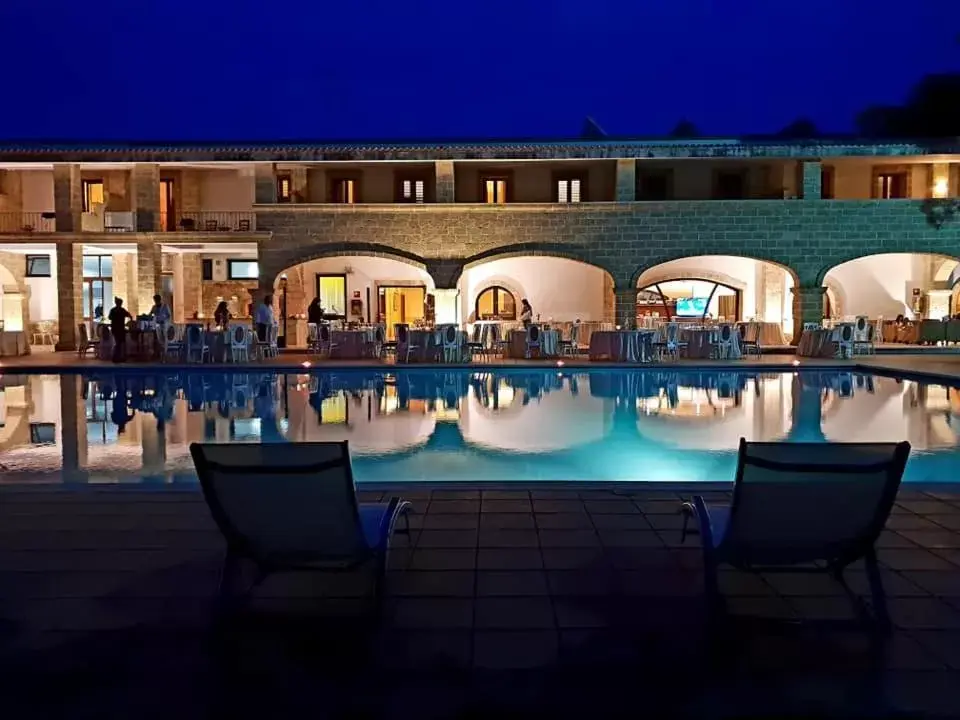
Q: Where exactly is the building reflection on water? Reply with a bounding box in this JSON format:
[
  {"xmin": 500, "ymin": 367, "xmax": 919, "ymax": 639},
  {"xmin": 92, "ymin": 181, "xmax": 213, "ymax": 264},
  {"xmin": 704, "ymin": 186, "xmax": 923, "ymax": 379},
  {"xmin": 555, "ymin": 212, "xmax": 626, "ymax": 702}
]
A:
[{"xmin": 0, "ymin": 370, "xmax": 958, "ymax": 484}]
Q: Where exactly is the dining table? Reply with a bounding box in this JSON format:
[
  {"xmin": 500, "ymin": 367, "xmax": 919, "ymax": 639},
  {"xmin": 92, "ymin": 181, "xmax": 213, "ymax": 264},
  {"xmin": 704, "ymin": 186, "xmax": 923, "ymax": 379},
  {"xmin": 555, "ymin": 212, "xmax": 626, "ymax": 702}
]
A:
[
  {"xmin": 796, "ymin": 328, "xmax": 837, "ymax": 358},
  {"xmin": 588, "ymin": 330, "xmax": 655, "ymax": 362},
  {"xmin": 506, "ymin": 327, "xmax": 560, "ymax": 358},
  {"xmin": 329, "ymin": 329, "xmax": 376, "ymax": 360}
]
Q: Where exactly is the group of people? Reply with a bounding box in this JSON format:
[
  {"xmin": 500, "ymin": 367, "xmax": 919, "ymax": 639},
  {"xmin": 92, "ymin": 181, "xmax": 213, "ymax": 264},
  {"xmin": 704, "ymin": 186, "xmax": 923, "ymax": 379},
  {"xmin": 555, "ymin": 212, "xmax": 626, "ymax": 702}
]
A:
[{"xmin": 101, "ymin": 294, "xmax": 172, "ymax": 363}]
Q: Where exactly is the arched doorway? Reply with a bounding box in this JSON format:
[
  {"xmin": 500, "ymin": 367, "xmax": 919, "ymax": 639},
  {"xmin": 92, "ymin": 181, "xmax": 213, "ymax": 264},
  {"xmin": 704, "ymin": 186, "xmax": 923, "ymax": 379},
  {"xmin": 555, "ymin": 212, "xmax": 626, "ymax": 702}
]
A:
[
  {"xmin": 637, "ymin": 279, "xmax": 741, "ymax": 322},
  {"xmin": 475, "ymin": 286, "xmax": 516, "ymax": 321}
]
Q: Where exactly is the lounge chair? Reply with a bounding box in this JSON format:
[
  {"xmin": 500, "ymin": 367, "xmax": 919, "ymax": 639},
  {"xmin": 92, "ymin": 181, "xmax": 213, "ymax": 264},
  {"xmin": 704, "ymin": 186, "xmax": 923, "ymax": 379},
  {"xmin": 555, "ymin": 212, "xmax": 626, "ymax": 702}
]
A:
[
  {"xmin": 681, "ymin": 437, "xmax": 911, "ymax": 631},
  {"xmin": 190, "ymin": 441, "xmax": 411, "ymax": 617}
]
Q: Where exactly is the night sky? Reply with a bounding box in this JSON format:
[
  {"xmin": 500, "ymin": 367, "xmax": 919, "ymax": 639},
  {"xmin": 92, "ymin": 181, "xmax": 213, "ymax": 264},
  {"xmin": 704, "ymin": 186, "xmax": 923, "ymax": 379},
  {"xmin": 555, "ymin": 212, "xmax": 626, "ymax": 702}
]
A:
[{"xmin": 2, "ymin": 0, "xmax": 957, "ymax": 141}]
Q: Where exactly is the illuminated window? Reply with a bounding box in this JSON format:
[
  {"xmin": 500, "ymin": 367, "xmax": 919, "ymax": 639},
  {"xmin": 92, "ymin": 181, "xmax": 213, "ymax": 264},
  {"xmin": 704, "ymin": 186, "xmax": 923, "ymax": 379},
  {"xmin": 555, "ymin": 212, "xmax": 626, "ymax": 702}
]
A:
[
  {"xmin": 475, "ymin": 286, "xmax": 516, "ymax": 320},
  {"xmin": 400, "ymin": 179, "xmax": 425, "ymax": 203},
  {"xmin": 482, "ymin": 178, "xmax": 508, "ymax": 204},
  {"xmin": 82, "ymin": 179, "xmax": 104, "ymax": 212},
  {"xmin": 331, "ymin": 178, "xmax": 356, "ymax": 204},
  {"xmin": 227, "ymin": 260, "xmax": 258, "ymax": 280},
  {"xmin": 875, "ymin": 172, "xmax": 907, "ymax": 199},
  {"xmin": 277, "ymin": 174, "xmax": 292, "ymax": 203},
  {"xmin": 316, "ymin": 274, "xmax": 347, "ymax": 316},
  {"xmin": 556, "ymin": 177, "xmax": 583, "ymax": 203}
]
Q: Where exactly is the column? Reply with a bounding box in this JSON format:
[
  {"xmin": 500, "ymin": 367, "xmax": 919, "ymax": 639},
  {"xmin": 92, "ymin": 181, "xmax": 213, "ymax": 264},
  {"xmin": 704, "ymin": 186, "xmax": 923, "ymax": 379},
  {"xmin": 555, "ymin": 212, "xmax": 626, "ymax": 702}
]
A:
[
  {"xmin": 801, "ymin": 161, "xmax": 822, "ymax": 200},
  {"xmin": 614, "ymin": 288, "xmax": 637, "ymax": 328},
  {"xmin": 435, "ymin": 161, "xmax": 455, "ymax": 203},
  {"xmin": 254, "ymin": 163, "xmax": 277, "ymax": 204},
  {"xmin": 54, "ymin": 242, "xmax": 82, "ymax": 350},
  {"xmin": 136, "ymin": 240, "xmax": 162, "ymax": 313},
  {"xmin": 53, "ymin": 163, "xmax": 82, "ymax": 232},
  {"xmin": 289, "ymin": 166, "xmax": 308, "ymax": 202},
  {"xmin": 615, "ymin": 159, "xmax": 636, "ymax": 202},
  {"xmin": 131, "ymin": 163, "xmax": 161, "ymax": 231},
  {"xmin": 790, "ymin": 284, "xmax": 826, "ymax": 344},
  {"xmin": 930, "ymin": 163, "xmax": 951, "ymax": 198},
  {"xmin": 59, "ymin": 375, "xmax": 89, "ymax": 483},
  {"xmin": 433, "ymin": 289, "xmax": 459, "ymax": 325}
]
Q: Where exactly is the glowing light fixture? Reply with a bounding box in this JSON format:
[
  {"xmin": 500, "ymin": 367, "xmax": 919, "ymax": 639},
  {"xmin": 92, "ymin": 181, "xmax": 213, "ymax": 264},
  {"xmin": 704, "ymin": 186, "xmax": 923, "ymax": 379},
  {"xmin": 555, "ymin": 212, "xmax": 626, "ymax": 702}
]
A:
[
  {"xmin": 301, "ymin": 361, "xmax": 311, "ymax": 368},
  {"xmin": 792, "ymin": 360, "xmax": 800, "ymax": 366},
  {"xmin": 933, "ymin": 177, "xmax": 949, "ymax": 198}
]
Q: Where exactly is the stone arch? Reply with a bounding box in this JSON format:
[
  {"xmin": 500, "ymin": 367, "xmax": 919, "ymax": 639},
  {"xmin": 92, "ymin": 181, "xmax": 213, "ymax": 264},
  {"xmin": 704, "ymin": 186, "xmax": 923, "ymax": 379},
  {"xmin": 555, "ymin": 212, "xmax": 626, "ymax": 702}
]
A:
[
  {"xmin": 815, "ymin": 251, "xmax": 960, "ymax": 286},
  {"xmin": 263, "ymin": 242, "xmax": 428, "ymax": 287},
  {"xmin": 462, "ymin": 243, "xmax": 616, "ymax": 280},
  {"xmin": 823, "ymin": 276, "xmax": 847, "ymax": 320},
  {"xmin": 934, "ymin": 258, "xmax": 960, "ymax": 283},
  {"xmin": 631, "ymin": 253, "xmax": 800, "ymax": 289},
  {"xmin": 636, "ymin": 267, "xmax": 749, "ymax": 293}
]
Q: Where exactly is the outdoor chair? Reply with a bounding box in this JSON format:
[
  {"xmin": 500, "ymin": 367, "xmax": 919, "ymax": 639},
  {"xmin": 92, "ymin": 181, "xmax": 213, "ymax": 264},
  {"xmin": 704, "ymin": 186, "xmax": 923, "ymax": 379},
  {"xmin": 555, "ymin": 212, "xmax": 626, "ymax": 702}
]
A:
[
  {"xmin": 229, "ymin": 324, "xmax": 251, "ymax": 363},
  {"xmin": 185, "ymin": 324, "xmax": 210, "ymax": 363},
  {"xmin": 524, "ymin": 323, "xmax": 541, "ymax": 359},
  {"xmin": 681, "ymin": 437, "xmax": 911, "ymax": 632},
  {"xmin": 396, "ymin": 324, "xmax": 417, "ymax": 363},
  {"xmin": 441, "ymin": 324, "xmax": 460, "ymax": 363},
  {"xmin": 160, "ymin": 323, "xmax": 183, "ymax": 362},
  {"xmin": 467, "ymin": 324, "xmax": 485, "ymax": 361},
  {"xmin": 854, "ymin": 323, "xmax": 876, "ymax": 356},
  {"xmin": 740, "ymin": 321, "xmax": 762, "ymax": 356},
  {"xmin": 558, "ymin": 322, "xmax": 582, "ymax": 357},
  {"xmin": 77, "ymin": 323, "xmax": 99, "ymax": 357},
  {"xmin": 190, "ymin": 441, "xmax": 411, "ymax": 618}
]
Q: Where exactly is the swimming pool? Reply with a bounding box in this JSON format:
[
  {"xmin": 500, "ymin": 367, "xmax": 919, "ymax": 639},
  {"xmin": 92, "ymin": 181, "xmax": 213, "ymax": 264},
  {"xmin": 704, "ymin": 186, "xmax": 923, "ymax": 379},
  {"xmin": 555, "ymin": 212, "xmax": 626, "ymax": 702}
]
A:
[{"xmin": 0, "ymin": 369, "xmax": 957, "ymax": 484}]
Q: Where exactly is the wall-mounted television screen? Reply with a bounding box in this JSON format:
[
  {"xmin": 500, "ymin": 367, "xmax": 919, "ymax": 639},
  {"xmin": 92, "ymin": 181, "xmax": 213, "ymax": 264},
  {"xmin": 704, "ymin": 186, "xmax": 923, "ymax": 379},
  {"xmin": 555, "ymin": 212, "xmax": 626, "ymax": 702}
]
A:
[{"xmin": 675, "ymin": 297, "xmax": 709, "ymax": 317}]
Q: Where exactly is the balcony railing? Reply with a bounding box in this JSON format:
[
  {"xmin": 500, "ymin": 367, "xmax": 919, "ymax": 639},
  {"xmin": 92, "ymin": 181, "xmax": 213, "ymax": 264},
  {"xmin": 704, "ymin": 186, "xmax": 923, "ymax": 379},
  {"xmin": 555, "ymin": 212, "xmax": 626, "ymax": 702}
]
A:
[
  {"xmin": 161, "ymin": 211, "xmax": 257, "ymax": 232},
  {"xmin": 0, "ymin": 212, "xmax": 56, "ymax": 233}
]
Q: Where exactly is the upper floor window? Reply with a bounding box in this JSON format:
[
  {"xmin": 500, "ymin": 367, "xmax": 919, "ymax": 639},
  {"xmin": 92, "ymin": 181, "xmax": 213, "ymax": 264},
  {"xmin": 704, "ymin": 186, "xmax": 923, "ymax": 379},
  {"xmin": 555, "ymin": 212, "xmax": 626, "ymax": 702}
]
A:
[
  {"xmin": 820, "ymin": 166, "xmax": 835, "ymax": 199},
  {"xmin": 713, "ymin": 170, "xmax": 746, "ymax": 200},
  {"xmin": 277, "ymin": 174, "xmax": 292, "ymax": 203},
  {"xmin": 26, "ymin": 255, "xmax": 51, "ymax": 278},
  {"xmin": 331, "ymin": 178, "xmax": 357, "ymax": 204},
  {"xmin": 82, "ymin": 179, "xmax": 104, "ymax": 212},
  {"xmin": 399, "ymin": 179, "xmax": 425, "ymax": 203},
  {"xmin": 227, "ymin": 260, "xmax": 259, "ymax": 280},
  {"xmin": 637, "ymin": 170, "xmax": 673, "ymax": 201},
  {"xmin": 482, "ymin": 177, "xmax": 509, "ymax": 204},
  {"xmin": 555, "ymin": 177, "xmax": 584, "ymax": 203},
  {"xmin": 875, "ymin": 171, "xmax": 908, "ymax": 199}
]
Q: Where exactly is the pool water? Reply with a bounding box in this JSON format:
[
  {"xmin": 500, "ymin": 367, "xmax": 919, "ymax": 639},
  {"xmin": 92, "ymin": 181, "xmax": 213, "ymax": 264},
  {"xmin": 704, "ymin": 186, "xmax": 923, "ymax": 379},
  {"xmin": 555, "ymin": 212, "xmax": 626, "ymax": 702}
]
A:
[{"xmin": 0, "ymin": 369, "xmax": 958, "ymax": 484}]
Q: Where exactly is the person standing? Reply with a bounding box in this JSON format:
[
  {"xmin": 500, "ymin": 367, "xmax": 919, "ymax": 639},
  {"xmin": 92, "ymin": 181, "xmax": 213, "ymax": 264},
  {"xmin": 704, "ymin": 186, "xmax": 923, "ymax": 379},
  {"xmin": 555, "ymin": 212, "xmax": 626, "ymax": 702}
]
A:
[
  {"xmin": 519, "ymin": 298, "xmax": 533, "ymax": 328},
  {"xmin": 108, "ymin": 297, "xmax": 132, "ymax": 363},
  {"xmin": 255, "ymin": 294, "xmax": 275, "ymax": 342},
  {"xmin": 307, "ymin": 297, "xmax": 324, "ymax": 325},
  {"xmin": 150, "ymin": 294, "xmax": 171, "ymax": 327}
]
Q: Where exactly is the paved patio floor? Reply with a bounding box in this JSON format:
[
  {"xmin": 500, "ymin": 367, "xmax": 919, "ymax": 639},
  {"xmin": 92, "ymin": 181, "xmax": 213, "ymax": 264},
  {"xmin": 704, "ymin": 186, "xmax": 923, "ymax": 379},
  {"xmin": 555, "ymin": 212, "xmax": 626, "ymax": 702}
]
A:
[{"xmin": 4, "ymin": 484, "xmax": 960, "ymax": 718}]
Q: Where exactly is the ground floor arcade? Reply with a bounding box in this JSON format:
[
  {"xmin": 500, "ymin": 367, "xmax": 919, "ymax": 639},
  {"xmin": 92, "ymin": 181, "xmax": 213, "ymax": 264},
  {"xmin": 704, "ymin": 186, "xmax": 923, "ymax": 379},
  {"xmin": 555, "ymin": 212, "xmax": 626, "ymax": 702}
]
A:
[{"xmin": 2, "ymin": 241, "xmax": 960, "ymax": 354}]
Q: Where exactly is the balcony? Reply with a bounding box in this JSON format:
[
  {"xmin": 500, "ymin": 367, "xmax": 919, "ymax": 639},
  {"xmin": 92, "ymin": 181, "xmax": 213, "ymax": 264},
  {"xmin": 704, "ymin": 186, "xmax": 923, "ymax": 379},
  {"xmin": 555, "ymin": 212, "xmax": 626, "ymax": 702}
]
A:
[
  {"xmin": 161, "ymin": 211, "xmax": 257, "ymax": 232},
  {"xmin": 0, "ymin": 212, "xmax": 56, "ymax": 234}
]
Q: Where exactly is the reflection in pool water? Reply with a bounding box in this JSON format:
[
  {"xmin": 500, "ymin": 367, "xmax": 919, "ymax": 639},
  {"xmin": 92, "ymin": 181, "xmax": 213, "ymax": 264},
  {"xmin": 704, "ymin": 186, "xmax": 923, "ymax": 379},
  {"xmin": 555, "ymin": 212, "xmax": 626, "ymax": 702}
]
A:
[{"xmin": 0, "ymin": 370, "xmax": 957, "ymax": 484}]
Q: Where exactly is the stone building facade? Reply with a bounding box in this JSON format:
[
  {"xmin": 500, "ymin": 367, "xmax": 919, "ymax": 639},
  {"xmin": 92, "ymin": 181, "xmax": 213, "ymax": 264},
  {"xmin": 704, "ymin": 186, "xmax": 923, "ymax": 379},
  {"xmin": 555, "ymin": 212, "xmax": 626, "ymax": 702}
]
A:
[{"xmin": 0, "ymin": 137, "xmax": 958, "ymax": 348}]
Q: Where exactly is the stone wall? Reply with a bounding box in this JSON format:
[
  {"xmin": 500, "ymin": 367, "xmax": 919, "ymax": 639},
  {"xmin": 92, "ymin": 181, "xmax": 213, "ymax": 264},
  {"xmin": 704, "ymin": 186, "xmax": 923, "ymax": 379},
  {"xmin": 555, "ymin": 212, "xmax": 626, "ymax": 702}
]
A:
[{"xmin": 201, "ymin": 281, "xmax": 257, "ymax": 320}]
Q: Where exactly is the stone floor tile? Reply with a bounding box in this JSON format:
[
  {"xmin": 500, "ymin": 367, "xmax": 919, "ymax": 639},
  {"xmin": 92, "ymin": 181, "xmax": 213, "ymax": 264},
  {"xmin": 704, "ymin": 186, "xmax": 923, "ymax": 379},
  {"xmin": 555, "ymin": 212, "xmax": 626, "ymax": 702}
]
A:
[
  {"xmin": 546, "ymin": 569, "xmax": 617, "ymax": 597},
  {"xmin": 888, "ymin": 598, "xmax": 960, "ymax": 630},
  {"xmin": 559, "ymin": 628, "xmax": 640, "ymax": 665},
  {"xmin": 597, "ymin": 530, "xmax": 664, "ymax": 548},
  {"xmin": 478, "ymin": 513, "xmax": 535, "ymax": 530},
  {"xmin": 421, "ymin": 514, "xmax": 480, "ymax": 530},
  {"xmin": 589, "ymin": 514, "xmax": 652, "ymax": 530},
  {"xmin": 644, "ymin": 513, "xmax": 687, "ymax": 530},
  {"xmin": 529, "ymin": 490, "xmax": 581, "ymax": 500},
  {"xmin": 480, "ymin": 490, "xmax": 530, "ymax": 500},
  {"xmin": 540, "ymin": 547, "xmax": 609, "ymax": 571},
  {"xmin": 583, "ymin": 500, "xmax": 639, "ymax": 515},
  {"xmin": 476, "ymin": 549, "xmax": 543, "ymax": 570},
  {"xmin": 725, "ymin": 595, "xmax": 798, "ymax": 620},
  {"xmin": 886, "ymin": 514, "xmax": 944, "ymax": 531},
  {"xmin": 883, "ymin": 671, "xmax": 960, "ymax": 717},
  {"xmin": 426, "ymin": 500, "xmax": 479, "ymax": 515},
  {"xmin": 377, "ymin": 630, "xmax": 472, "ymax": 670},
  {"xmin": 473, "ymin": 630, "xmax": 558, "ymax": 669},
  {"xmin": 477, "ymin": 529, "xmax": 539, "ymax": 549},
  {"xmin": 898, "ymin": 500, "xmax": 956, "ymax": 515},
  {"xmin": 926, "ymin": 514, "xmax": 960, "ymax": 531},
  {"xmin": 932, "ymin": 549, "xmax": 960, "ymax": 567},
  {"xmin": 718, "ymin": 570, "xmax": 776, "ymax": 596},
  {"xmin": 618, "ymin": 569, "xmax": 702, "ymax": 597},
  {"xmin": 538, "ymin": 530, "xmax": 600, "ymax": 548},
  {"xmin": 475, "ymin": 597, "xmax": 555, "ymax": 629},
  {"xmin": 787, "ymin": 596, "xmax": 865, "ymax": 622},
  {"xmin": 845, "ymin": 570, "xmax": 927, "ymax": 598},
  {"xmin": 534, "ymin": 513, "xmax": 594, "ymax": 530},
  {"xmin": 879, "ymin": 549, "xmax": 957, "ymax": 571},
  {"xmin": 910, "ymin": 630, "xmax": 960, "ymax": 669},
  {"xmin": 416, "ymin": 530, "xmax": 478, "ymax": 549},
  {"xmin": 761, "ymin": 572, "xmax": 848, "ymax": 597},
  {"xmin": 532, "ymin": 499, "xmax": 586, "ymax": 514},
  {"xmin": 429, "ymin": 489, "xmax": 480, "ymax": 500},
  {"xmin": 481, "ymin": 500, "xmax": 532, "ymax": 514},
  {"xmin": 635, "ymin": 501, "xmax": 683, "ymax": 515},
  {"xmin": 389, "ymin": 598, "xmax": 474, "ymax": 629},
  {"xmin": 386, "ymin": 571, "xmax": 475, "ymax": 597},
  {"xmin": 553, "ymin": 598, "xmax": 616, "ymax": 628},
  {"xmin": 901, "ymin": 571, "xmax": 960, "ymax": 597},
  {"xmin": 898, "ymin": 530, "xmax": 960, "ymax": 549},
  {"xmin": 409, "ymin": 549, "xmax": 477, "ymax": 571},
  {"xmin": 876, "ymin": 531, "xmax": 920, "ymax": 549},
  {"xmin": 476, "ymin": 570, "xmax": 549, "ymax": 597},
  {"xmin": 577, "ymin": 490, "xmax": 621, "ymax": 500},
  {"xmin": 605, "ymin": 547, "xmax": 677, "ymax": 570}
]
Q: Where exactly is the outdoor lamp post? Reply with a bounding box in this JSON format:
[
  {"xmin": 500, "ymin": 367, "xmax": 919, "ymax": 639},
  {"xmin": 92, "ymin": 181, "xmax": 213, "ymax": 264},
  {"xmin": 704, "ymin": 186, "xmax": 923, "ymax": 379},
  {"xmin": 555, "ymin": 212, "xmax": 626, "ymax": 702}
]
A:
[{"xmin": 279, "ymin": 273, "xmax": 288, "ymax": 349}]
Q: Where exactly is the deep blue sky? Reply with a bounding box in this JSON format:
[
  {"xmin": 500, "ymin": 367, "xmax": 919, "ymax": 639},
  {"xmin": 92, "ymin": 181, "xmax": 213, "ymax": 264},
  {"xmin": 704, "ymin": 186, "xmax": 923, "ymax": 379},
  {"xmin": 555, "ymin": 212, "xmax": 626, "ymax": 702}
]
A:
[{"xmin": 2, "ymin": 0, "xmax": 957, "ymax": 141}]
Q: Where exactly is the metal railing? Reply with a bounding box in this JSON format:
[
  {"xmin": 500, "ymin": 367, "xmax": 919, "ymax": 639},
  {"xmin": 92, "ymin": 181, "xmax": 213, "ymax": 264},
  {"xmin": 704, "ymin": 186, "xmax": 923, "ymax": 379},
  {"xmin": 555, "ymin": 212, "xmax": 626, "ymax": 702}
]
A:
[
  {"xmin": 0, "ymin": 212, "xmax": 56, "ymax": 233},
  {"xmin": 161, "ymin": 211, "xmax": 257, "ymax": 232}
]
